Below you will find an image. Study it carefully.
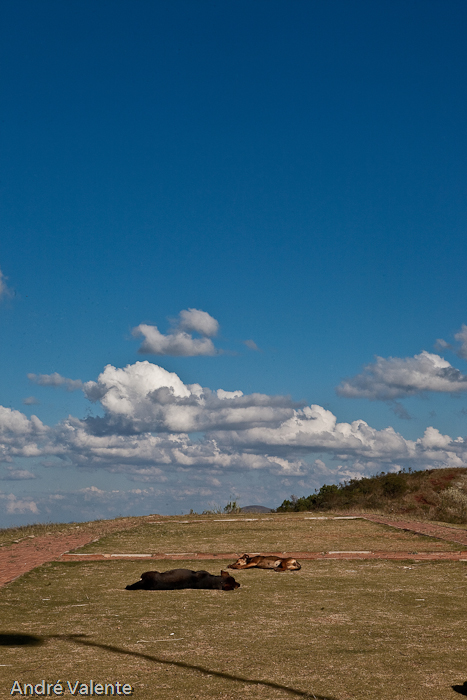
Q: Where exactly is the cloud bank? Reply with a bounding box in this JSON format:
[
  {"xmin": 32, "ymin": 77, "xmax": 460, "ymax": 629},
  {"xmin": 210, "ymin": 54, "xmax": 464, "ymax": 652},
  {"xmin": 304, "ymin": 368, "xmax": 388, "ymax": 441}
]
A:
[
  {"xmin": 336, "ymin": 351, "xmax": 467, "ymax": 400},
  {"xmin": 3, "ymin": 360, "xmax": 467, "ymax": 494},
  {"xmin": 6, "ymin": 321, "xmax": 467, "ymax": 523}
]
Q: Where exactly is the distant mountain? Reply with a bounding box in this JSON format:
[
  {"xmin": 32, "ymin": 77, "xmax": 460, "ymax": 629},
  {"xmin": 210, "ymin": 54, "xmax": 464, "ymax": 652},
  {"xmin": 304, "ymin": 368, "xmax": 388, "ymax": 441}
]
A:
[{"xmin": 240, "ymin": 505, "xmax": 273, "ymax": 513}]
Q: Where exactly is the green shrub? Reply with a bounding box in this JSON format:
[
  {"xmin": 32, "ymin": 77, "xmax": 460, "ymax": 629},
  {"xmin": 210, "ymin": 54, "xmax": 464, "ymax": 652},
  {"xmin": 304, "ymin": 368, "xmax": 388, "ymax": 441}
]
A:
[
  {"xmin": 381, "ymin": 473, "xmax": 408, "ymax": 498},
  {"xmin": 275, "ymin": 467, "xmax": 467, "ymax": 521}
]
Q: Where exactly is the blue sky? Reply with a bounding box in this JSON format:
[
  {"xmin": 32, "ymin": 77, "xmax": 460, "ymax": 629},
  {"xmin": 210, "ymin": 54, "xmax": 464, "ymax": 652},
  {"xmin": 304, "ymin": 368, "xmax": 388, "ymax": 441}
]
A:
[{"xmin": 1, "ymin": 0, "xmax": 467, "ymax": 527}]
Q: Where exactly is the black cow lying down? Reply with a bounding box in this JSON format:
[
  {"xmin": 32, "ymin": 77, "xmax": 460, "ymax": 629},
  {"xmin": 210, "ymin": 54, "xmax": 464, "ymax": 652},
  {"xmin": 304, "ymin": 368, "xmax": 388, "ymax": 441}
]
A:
[{"xmin": 125, "ymin": 568, "xmax": 240, "ymax": 591}]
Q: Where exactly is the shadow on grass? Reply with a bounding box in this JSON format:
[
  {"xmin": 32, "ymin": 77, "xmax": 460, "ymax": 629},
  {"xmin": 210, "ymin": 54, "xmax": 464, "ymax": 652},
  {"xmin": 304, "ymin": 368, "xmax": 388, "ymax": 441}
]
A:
[
  {"xmin": 453, "ymin": 682, "xmax": 467, "ymax": 696},
  {"xmin": 43, "ymin": 633, "xmax": 336, "ymax": 699},
  {"xmin": 0, "ymin": 633, "xmax": 44, "ymax": 646}
]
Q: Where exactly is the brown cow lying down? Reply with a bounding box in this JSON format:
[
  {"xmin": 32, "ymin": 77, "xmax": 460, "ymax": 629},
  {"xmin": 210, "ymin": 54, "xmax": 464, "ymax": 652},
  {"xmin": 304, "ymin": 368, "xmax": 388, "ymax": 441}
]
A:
[
  {"xmin": 125, "ymin": 568, "xmax": 240, "ymax": 591},
  {"xmin": 228, "ymin": 554, "xmax": 301, "ymax": 572}
]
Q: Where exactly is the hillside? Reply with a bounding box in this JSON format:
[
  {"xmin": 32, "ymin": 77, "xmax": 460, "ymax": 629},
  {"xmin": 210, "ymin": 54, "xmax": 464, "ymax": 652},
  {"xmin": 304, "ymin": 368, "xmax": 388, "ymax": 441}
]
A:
[{"xmin": 276, "ymin": 467, "xmax": 467, "ymax": 523}]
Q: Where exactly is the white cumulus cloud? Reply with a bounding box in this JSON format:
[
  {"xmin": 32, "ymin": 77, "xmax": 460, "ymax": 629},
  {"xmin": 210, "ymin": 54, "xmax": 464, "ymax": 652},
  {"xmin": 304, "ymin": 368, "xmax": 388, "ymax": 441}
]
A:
[
  {"xmin": 177, "ymin": 308, "xmax": 219, "ymax": 336},
  {"xmin": 1, "ymin": 493, "xmax": 39, "ymax": 515},
  {"xmin": 82, "ymin": 361, "xmax": 297, "ymax": 434},
  {"xmin": 435, "ymin": 324, "xmax": 467, "ymax": 361},
  {"xmin": 0, "ymin": 406, "xmax": 48, "ymax": 458},
  {"xmin": 3, "ymin": 359, "xmax": 467, "ymax": 521},
  {"xmin": 210, "ymin": 404, "xmax": 415, "ymax": 462},
  {"xmin": 336, "ymin": 351, "xmax": 467, "ymax": 400},
  {"xmin": 132, "ymin": 308, "xmax": 220, "ymax": 356},
  {"xmin": 133, "ymin": 324, "xmax": 217, "ymax": 356}
]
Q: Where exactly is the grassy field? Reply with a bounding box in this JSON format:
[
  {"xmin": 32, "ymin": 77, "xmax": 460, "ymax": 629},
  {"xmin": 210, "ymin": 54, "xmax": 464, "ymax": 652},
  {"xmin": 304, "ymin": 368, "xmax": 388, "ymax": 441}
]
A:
[
  {"xmin": 75, "ymin": 514, "xmax": 465, "ymax": 555},
  {"xmin": 1, "ymin": 516, "xmax": 466, "ymax": 700}
]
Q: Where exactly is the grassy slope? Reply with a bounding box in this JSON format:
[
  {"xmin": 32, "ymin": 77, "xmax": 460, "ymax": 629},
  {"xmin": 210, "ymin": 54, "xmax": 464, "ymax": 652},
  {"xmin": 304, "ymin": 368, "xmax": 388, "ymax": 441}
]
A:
[{"xmin": 277, "ymin": 467, "xmax": 467, "ymax": 523}]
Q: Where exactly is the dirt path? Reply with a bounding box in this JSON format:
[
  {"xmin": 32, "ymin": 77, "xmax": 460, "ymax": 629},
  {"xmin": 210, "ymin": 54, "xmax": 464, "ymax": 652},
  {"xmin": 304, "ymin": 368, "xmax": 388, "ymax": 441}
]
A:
[
  {"xmin": 0, "ymin": 531, "xmax": 107, "ymax": 587},
  {"xmin": 363, "ymin": 513, "xmax": 467, "ymax": 547},
  {"xmin": 60, "ymin": 550, "xmax": 467, "ymax": 563},
  {"xmin": 1, "ymin": 515, "xmax": 466, "ymax": 587},
  {"xmin": 0, "ymin": 518, "xmax": 141, "ymax": 587}
]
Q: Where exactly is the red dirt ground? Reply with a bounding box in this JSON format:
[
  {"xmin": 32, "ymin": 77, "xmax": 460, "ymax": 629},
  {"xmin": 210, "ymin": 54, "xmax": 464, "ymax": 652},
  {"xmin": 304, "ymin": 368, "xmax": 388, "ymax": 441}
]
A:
[{"xmin": 1, "ymin": 515, "xmax": 467, "ymax": 587}]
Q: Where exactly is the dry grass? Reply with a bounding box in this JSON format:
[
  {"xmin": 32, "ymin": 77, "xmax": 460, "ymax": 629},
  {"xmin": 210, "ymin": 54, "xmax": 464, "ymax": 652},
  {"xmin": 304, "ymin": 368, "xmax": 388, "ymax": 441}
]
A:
[
  {"xmin": 1, "ymin": 515, "xmax": 467, "ymax": 699},
  {"xmin": 0, "ymin": 516, "xmax": 146, "ymax": 549},
  {"xmin": 1, "ymin": 557, "xmax": 467, "ymax": 699},
  {"xmin": 75, "ymin": 514, "xmax": 465, "ymax": 555},
  {"xmin": 0, "ymin": 522, "xmax": 82, "ymax": 547}
]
